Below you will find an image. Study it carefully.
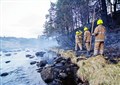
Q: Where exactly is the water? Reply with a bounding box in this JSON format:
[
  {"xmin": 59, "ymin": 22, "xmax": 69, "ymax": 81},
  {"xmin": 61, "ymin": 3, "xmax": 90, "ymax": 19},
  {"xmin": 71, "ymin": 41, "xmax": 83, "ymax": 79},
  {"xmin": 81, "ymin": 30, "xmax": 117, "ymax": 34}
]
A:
[{"xmin": 0, "ymin": 50, "xmax": 47, "ymax": 85}]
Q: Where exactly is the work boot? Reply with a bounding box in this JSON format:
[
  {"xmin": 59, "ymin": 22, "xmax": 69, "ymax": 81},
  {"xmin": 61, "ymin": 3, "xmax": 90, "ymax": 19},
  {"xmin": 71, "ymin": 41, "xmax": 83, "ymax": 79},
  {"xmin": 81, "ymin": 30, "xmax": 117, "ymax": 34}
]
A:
[
  {"xmin": 93, "ymin": 50, "xmax": 98, "ymax": 57},
  {"xmin": 86, "ymin": 51, "xmax": 90, "ymax": 58},
  {"xmin": 75, "ymin": 50, "xmax": 78, "ymax": 55}
]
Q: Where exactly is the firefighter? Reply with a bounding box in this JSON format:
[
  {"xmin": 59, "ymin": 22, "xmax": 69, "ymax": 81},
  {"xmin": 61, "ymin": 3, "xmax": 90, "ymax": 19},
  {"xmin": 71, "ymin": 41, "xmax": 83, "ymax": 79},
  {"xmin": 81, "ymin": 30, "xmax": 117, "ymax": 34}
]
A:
[
  {"xmin": 75, "ymin": 31, "xmax": 83, "ymax": 51},
  {"xmin": 84, "ymin": 27, "xmax": 91, "ymax": 56},
  {"xmin": 92, "ymin": 19, "xmax": 106, "ymax": 56}
]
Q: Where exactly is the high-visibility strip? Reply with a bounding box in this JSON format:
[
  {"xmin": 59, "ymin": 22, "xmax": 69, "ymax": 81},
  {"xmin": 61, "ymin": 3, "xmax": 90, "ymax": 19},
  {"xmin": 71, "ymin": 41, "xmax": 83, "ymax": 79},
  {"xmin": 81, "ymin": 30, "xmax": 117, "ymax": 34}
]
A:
[
  {"xmin": 98, "ymin": 32, "xmax": 105, "ymax": 34},
  {"xmin": 95, "ymin": 40, "xmax": 104, "ymax": 42},
  {"xmin": 94, "ymin": 50, "xmax": 98, "ymax": 55},
  {"xmin": 85, "ymin": 42, "xmax": 90, "ymax": 43}
]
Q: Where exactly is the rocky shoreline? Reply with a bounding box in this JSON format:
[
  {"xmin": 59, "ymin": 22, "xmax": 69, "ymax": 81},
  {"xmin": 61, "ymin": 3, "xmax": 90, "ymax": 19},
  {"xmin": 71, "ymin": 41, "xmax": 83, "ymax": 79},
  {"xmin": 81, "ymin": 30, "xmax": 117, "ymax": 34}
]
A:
[
  {"xmin": 1, "ymin": 48, "xmax": 120, "ymax": 85},
  {"xmin": 35, "ymin": 49, "xmax": 120, "ymax": 85},
  {"xmin": 36, "ymin": 54, "xmax": 88, "ymax": 85}
]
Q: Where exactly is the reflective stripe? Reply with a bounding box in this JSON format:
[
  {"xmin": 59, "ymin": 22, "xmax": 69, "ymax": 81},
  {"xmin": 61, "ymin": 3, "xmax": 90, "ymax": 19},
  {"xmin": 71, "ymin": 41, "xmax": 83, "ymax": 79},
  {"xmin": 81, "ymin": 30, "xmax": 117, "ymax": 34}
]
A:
[
  {"xmin": 95, "ymin": 40, "xmax": 104, "ymax": 42},
  {"xmin": 94, "ymin": 48, "xmax": 98, "ymax": 50},
  {"xmin": 94, "ymin": 50, "xmax": 98, "ymax": 55},
  {"xmin": 100, "ymin": 50, "xmax": 104, "ymax": 55},
  {"xmin": 98, "ymin": 32, "xmax": 104, "ymax": 34},
  {"xmin": 85, "ymin": 41, "xmax": 90, "ymax": 43}
]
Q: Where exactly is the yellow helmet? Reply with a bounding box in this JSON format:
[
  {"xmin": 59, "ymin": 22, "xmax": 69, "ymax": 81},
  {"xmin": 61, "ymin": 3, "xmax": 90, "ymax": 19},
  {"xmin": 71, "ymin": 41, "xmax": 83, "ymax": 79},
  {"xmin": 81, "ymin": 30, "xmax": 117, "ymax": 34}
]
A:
[
  {"xmin": 97, "ymin": 19, "xmax": 103, "ymax": 25},
  {"xmin": 76, "ymin": 31, "xmax": 79, "ymax": 35},
  {"xmin": 84, "ymin": 27, "xmax": 88, "ymax": 31}
]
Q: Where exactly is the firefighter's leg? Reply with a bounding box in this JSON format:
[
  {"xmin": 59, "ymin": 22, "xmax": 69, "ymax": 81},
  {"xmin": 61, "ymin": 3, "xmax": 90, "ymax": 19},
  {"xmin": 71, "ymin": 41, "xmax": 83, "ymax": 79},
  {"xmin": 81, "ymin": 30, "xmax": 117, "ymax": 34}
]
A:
[
  {"xmin": 86, "ymin": 42, "xmax": 90, "ymax": 56},
  {"xmin": 78, "ymin": 42, "xmax": 82, "ymax": 50},
  {"xmin": 94, "ymin": 42, "xmax": 100, "ymax": 56},
  {"xmin": 99, "ymin": 42, "xmax": 104, "ymax": 55},
  {"xmin": 86, "ymin": 42, "xmax": 90, "ymax": 51},
  {"xmin": 75, "ymin": 42, "xmax": 78, "ymax": 51}
]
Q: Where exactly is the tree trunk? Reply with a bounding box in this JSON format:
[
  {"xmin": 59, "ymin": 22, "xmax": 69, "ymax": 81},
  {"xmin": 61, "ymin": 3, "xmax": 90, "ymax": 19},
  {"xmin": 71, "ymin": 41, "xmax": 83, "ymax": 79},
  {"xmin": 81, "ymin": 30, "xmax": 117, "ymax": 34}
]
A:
[
  {"xmin": 110, "ymin": 4, "xmax": 113, "ymax": 17},
  {"xmin": 113, "ymin": 0, "xmax": 117, "ymax": 14},
  {"xmin": 100, "ymin": 0, "xmax": 108, "ymax": 26}
]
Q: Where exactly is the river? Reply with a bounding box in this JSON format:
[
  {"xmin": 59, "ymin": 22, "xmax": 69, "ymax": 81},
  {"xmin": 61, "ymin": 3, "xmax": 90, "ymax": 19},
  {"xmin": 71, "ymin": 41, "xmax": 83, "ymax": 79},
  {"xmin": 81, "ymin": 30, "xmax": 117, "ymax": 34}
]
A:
[{"xmin": 0, "ymin": 49, "xmax": 47, "ymax": 85}]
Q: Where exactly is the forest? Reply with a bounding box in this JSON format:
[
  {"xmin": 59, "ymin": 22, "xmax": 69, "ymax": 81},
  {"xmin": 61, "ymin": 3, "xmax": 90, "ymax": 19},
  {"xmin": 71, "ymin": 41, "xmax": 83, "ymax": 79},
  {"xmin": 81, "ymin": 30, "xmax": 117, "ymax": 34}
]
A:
[{"xmin": 44, "ymin": 0, "xmax": 120, "ymax": 47}]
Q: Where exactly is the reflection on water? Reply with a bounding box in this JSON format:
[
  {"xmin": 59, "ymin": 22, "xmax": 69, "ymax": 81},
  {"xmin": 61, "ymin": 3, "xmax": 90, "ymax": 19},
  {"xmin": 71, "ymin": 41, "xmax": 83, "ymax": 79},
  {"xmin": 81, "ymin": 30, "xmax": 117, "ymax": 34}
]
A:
[{"xmin": 0, "ymin": 50, "xmax": 46, "ymax": 85}]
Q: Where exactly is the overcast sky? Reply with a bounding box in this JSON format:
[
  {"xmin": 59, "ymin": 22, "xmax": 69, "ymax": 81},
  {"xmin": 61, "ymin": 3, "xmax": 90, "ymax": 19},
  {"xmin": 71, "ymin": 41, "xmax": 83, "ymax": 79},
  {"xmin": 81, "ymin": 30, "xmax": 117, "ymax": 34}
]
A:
[{"xmin": 0, "ymin": 0, "xmax": 56, "ymax": 38}]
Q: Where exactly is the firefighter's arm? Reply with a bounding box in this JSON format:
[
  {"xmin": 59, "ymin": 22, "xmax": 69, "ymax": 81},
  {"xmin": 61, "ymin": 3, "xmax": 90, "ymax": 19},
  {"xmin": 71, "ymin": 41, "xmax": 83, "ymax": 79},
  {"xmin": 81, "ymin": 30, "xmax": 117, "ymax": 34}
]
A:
[
  {"xmin": 104, "ymin": 27, "xmax": 107, "ymax": 39},
  {"xmin": 92, "ymin": 27, "xmax": 98, "ymax": 36},
  {"xmin": 84, "ymin": 33, "xmax": 87, "ymax": 42}
]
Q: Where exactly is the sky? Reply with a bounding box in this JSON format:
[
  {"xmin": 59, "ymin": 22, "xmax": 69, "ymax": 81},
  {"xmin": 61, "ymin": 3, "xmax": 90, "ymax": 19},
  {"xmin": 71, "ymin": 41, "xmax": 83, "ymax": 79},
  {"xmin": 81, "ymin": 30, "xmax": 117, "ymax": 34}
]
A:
[{"xmin": 0, "ymin": 0, "xmax": 57, "ymax": 38}]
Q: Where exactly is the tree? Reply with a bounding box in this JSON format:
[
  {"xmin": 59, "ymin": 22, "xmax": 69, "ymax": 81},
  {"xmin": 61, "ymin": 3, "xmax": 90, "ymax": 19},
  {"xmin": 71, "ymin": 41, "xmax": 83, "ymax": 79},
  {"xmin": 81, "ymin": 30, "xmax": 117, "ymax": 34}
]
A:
[{"xmin": 101, "ymin": 0, "xmax": 108, "ymax": 25}]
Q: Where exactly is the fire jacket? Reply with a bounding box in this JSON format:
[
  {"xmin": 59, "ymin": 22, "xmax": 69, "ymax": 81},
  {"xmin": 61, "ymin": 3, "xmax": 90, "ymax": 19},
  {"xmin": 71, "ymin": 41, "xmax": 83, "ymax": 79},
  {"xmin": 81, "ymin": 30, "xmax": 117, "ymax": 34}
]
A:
[
  {"xmin": 84, "ymin": 31, "xmax": 91, "ymax": 43},
  {"xmin": 75, "ymin": 34, "xmax": 82, "ymax": 43},
  {"xmin": 94, "ymin": 25, "xmax": 106, "ymax": 42}
]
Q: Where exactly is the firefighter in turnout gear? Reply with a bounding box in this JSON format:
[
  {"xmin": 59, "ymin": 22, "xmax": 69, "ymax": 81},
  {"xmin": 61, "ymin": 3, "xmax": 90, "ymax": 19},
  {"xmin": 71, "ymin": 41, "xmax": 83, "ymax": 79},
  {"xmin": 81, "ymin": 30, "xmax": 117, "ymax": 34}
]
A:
[
  {"xmin": 75, "ymin": 31, "xmax": 83, "ymax": 51},
  {"xmin": 93, "ymin": 19, "xmax": 106, "ymax": 56},
  {"xmin": 84, "ymin": 27, "xmax": 91, "ymax": 56}
]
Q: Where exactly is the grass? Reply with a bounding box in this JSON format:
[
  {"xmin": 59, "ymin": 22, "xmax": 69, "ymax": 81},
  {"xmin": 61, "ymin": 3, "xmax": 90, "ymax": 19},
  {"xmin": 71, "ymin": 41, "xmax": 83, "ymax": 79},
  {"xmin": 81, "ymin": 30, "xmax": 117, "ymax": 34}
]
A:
[
  {"xmin": 50, "ymin": 48, "xmax": 120, "ymax": 85},
  {"xmin": 77, "ymin": 55, "xmax": 120, "ymax": 85}
]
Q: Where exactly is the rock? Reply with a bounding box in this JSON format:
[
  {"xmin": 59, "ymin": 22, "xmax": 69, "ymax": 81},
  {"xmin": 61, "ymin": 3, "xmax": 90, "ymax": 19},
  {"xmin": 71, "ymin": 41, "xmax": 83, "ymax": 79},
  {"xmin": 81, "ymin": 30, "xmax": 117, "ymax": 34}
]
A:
[
  {"xmin": 35, "ymin": 51, "xmax": 46, "ymax": 57},
  {"xmin": 59, "ymin": 73, "xmax": 67, "ymax": 79},
  {"xmin": 0, "ymin": 54, "xmax": 1, "ymax": 56},
  {"xmin": 5, "ymin": 61, "xmax": 11, "ymax": 63},
  {"xmin": 109, "ymin": 59, "xmax": 118, "ymax": 64},
  {"xmin": 29, "ymin": 56, "xmax": 35, "ymax": 59},
  {"xmin": 5, "ymin": 53, "xmax": 11, "ymax": 56},
  {"xmin": 14, "ymin": 53, "xmax": 17, "ymax": 55},
  {"xmin": 3, "ymin": 50, "xmax": 9, "ymax": 53},
  {"xmin": 54, "ymin": 63, "xmax": 63, "ymax": 67},
  {"xmin": 54, "ymin": 57, "xmax": 64, "ymax": 64},
  {"xmin": 40, "ymin": 67, "xmax": 54, "ymax": 83},
  {"xmin": 26, "ymin": 54, "xmax": 35, "ymax": 59},
  {"xmin": 57, "ymin": 53, "xmax": 61, "ymax": 57},
  {"xmin": 26, "ymin": 54, "xmax": 32, "ymax": 58},
  {"xmin": 37, "ymin": 53, "xmax": 83, "ymax": 85},
  {"xmin": 60, "ymin": 60, "xmax": 66, "ymax": 65},
  {"xmin": 16, "ymin": 50, "xmax": 21, "ymax": 52},
  {"xmin": 36, "ymin": 67, "xmax": 43, "ymax": 73},
  {"xmin": 48, "ymin": 79, "xmax": 62, "ymax": 85},
  {"xmin": 0, "ymin": 72, "xmax": 9, "ymax": 77},
  {"xmin": 30, "ymin": 61, "xmax": 36, "ymax": 65},
  {"xmin": 26, "ymin": 50, "xmax": 30, "ymax": 52},
  {"xmin": 36, "ymin": 60, "xmax": 47, "ymax": 67}
]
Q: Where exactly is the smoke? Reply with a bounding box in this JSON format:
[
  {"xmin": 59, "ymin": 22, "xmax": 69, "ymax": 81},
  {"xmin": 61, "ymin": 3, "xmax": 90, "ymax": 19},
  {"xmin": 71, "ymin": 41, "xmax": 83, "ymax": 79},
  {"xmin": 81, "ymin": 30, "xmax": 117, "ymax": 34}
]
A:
[{"xmin": 37, "ymin": 37, "xmax": 59, "ymax": 51}]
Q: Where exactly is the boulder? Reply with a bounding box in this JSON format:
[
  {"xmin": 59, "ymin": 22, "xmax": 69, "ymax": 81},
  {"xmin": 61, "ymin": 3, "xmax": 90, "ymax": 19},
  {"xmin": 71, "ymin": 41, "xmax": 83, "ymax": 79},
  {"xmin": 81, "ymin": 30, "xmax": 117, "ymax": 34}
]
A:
[
  {"xmin": 36, "ymin": 67, "xmax": 43, "ymax": 73},
  {"xmin": 14, "ymin": 53, "xmax": 17, "ymax": 55},
  {"xmin": 5, "ymin": 61, "xmax": 11, "ymax": 63},
  {"xmin": 26, "ymin": 50, "xmax": 30, "ymax": 52},
  {"xmin": 0, "ymin": 72, "xmax": 9, "ymax": 77},
  {"xmin": 37, "ymin": 52, "xmax": 84, "ymax": 85},
  {"xmin": 54, "ymin": 57, "xmax": 64, "ymax": 64},
  {"xmin": 36, "ymin": 60, "xmax": 47, "ymax": 67},
  {"xmin": 58, "ymin": 73, "xmax": 67, "ymax": 79},
  {"xmin": 40, "ymin": 67, "xmax": 54, "ymax": 83},
  {"xmin": 35, "ymin": 51, "xmax": 46, "ymax": 57},
  {"xmin": 29, "ymin": 56, "xmax": 35, "ymax": 59},
  {"xmin": 30, "ymin": 61, "xmax": 36, "ymax": 65},
  {"xmin": 5, "ymin": 53, "xmax": 11, "ymax": 56},
  {"xmin": 26, "ymin": 54, "xmax": 32, "ymax": 58},
  {"xmin": 48, "ymin": 79, "xmax": 62, "ymax": 85}
]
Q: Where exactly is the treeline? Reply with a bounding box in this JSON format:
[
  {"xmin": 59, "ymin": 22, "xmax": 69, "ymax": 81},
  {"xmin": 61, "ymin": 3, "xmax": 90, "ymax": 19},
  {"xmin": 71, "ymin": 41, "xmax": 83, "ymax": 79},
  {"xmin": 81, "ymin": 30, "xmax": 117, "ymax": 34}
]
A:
[
  {"xmin": 0, "ymin": 37, "xmax": 38, "ymax": 50},
  {"xmin": 44, "ymin": 0, "xmax": 120, "ymax": 37}
]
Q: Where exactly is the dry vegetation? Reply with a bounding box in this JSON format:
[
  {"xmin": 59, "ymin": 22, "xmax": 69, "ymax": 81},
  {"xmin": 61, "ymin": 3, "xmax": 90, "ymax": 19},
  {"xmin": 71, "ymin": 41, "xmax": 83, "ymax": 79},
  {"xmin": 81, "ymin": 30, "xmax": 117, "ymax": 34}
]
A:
[{"xmin": 50, "ymin": 48, "xmax": 120, "ymax": 85}]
